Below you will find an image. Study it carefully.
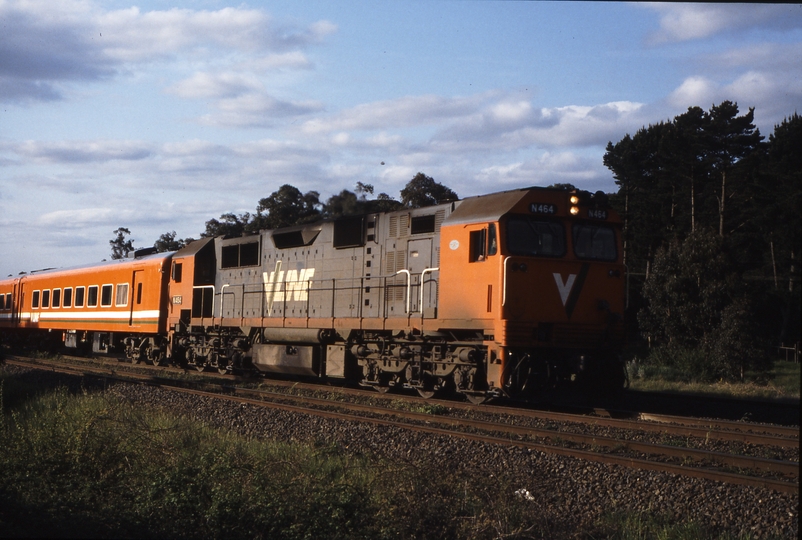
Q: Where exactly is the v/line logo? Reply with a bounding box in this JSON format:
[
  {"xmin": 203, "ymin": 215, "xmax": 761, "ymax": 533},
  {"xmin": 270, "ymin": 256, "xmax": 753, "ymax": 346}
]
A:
[
  {"xmin": 262, "ymin": 261, "xmax": 316, "ymax": 311},
  {"xmin": 552, "ymin": 273, "xmax": 576, "ymax": 306},
  {"xmin": 552, "ymin": 263, "xmax": 590, "ymax": 318}
]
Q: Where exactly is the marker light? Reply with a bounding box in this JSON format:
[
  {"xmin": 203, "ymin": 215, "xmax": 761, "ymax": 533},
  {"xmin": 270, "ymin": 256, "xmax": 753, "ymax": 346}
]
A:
[
  {"xmin": 569, "ymin": 195, "xmax": 580, "ymax": 204},
  {"xmin": 570, "ymin": 206, "xmax": 580, "ymax": 215}
]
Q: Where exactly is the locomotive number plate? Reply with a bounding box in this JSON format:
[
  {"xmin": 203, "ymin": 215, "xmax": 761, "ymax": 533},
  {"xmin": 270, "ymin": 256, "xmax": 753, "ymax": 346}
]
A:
[
  {"xmin": 172, "ymin": 295, "xmax": 182, "ymax": 305},
  {"xmin": 587, "ymin": 209, "xmax": 608, "ymax": 220},
  {"xmin": 530, "ymin": 203, "xmax": 557, "ymax": 215}
]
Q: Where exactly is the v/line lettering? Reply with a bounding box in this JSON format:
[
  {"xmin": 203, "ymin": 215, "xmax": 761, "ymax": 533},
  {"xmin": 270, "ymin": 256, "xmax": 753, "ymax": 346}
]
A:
[{"xmin": 262, "ymin": 261, "xmax": 316, "ymax": 309}]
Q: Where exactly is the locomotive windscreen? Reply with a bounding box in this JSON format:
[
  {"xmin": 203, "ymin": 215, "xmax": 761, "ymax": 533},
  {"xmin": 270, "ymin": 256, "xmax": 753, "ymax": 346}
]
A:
[
  {"xmin": 572, "ymin": 224, "xmax": 617, "ymax": 261},
  {"xmin": 505, "ymin": 216, "xmax": 565, "ymax": 257}
]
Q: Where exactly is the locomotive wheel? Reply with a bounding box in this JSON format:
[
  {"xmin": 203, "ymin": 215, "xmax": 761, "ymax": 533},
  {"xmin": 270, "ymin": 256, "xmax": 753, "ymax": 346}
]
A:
[
  {"xmin": 464, "ymin": 393, "xmax": 487, "ymax": 405},
  {"xmin": 186, "ymin": 349, "xmax": 205, "ymax": 372},
  {"xmin": 416, "ymin": 388, "xmax": 436, "ymax": 399}
]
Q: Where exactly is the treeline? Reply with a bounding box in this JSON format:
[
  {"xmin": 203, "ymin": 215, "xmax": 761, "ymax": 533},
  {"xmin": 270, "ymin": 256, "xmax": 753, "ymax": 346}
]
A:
[
  {"xmin": 133, "ymin": 173, "xmax": 457, "ymax": 253},
  {"xmin": 605, "ymin": 102, "xmax": 800, "ymax": 380}
]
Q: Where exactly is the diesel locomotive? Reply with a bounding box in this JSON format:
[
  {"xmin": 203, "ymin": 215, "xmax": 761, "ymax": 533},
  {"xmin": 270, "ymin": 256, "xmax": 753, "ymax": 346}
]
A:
[{"xmin": 1, "ymin": 186, "xmax": 627, "ymax": 403}]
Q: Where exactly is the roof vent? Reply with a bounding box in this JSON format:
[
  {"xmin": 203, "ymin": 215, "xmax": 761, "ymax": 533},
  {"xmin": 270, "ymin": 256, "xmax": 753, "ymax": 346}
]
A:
[{"xmin": 134, "ymin": 247, "xmax": 158, "ymax": 258}]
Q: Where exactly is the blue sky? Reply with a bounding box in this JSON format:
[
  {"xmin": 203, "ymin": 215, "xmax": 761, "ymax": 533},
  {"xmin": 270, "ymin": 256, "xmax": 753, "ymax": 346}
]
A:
[{"xmin": 1, "ymin": 1, "xmax": 801, "ymax": 277}]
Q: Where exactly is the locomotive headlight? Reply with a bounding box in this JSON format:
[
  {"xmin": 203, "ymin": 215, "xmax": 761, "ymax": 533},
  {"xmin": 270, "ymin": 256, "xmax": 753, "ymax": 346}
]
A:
[
  {"xmin": 569, "ymin": 195, "xmax": 580, "ymax": 204},
  {"xmin": 570, "ymin": 206, "xmax": 580, "ymax": 215}
]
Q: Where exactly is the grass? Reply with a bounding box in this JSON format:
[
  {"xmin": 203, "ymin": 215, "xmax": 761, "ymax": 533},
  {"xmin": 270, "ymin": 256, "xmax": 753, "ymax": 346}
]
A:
[
  {"xmin": 2, "ymin": 369, "xmax": 774, "ymax": 539},
  {"xmin": 0, "ymin": 372, "xmax": 557, "ymax": 539},
  {"xmin": 592, "ymin": 511, "xmax": 764, "ymax": 540},
  {"xmin": 627, "ymin": 359, "xmax": 800, "ymax": 400}
]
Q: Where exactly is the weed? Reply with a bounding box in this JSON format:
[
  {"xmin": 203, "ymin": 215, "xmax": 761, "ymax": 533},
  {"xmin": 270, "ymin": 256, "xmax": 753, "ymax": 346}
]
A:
[{"xmin": 593, "ymin": 510, "xmax": 753, "ymax": 540}]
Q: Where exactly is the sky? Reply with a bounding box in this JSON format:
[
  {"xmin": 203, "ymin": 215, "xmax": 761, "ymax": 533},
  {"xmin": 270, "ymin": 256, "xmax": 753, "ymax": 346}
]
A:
[{"xmin": 1, "ymin": 1, "xmax": 801, "ymax": 277}]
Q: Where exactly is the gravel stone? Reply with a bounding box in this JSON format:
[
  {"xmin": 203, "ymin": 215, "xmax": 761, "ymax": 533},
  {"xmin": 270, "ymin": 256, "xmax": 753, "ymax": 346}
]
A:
[{"xmin": 2, "ymin": 364, "xmax": 798, "ymax": 538}]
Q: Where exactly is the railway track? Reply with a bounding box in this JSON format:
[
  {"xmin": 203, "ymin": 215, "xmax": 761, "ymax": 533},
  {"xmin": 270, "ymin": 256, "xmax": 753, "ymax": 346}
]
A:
[{"xmin": 3, "ymin": 355, "xmax": 798, "ymax": 494}]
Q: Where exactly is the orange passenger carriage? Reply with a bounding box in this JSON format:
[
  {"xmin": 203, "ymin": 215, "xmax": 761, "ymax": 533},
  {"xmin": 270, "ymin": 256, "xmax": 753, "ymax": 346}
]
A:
[{"xmin": 0, "ymin": 250, "xmax": 173, "ymax": 362}]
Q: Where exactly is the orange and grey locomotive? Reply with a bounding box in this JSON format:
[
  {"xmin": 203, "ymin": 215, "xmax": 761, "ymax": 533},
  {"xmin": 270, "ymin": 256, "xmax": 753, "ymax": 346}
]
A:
[{"xmin": 1, "ymin": 186, "xmax": 627, "ymax": 402}]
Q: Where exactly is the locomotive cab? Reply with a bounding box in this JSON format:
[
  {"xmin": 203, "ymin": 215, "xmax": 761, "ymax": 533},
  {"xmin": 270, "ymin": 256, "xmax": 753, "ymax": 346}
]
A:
[{"xmin": 438, "ymin": 187, "xmax": 626, "ymax": 398}]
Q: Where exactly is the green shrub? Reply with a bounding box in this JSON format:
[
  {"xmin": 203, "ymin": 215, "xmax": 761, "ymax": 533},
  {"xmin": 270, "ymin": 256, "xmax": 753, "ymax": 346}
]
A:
[{"xmin": 0, "ymin": 380, "xmax": 559, "ymax": 539}]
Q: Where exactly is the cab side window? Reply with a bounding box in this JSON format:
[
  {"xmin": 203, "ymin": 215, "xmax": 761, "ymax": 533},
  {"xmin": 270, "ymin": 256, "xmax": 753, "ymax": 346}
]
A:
[
  {"xmin": 469, "ymin": 224, "xmax": 497, "ymax": 262},
  {"xmin": 469, "ymin": 229, "xmax": 486, "ymax": 262}
]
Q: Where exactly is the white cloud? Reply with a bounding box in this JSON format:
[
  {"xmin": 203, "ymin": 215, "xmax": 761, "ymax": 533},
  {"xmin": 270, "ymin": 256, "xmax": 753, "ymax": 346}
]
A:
[
  {"xmin": 667, "ymin": 70, "xmax": 802, "ymax": 129},
  {"xmin": 432, "ymin": 99, "xmax": 646, "ymax": 151},
  {"xmin": 476, "ymin": 152, "xmax": 604, "ymax": 188},
  {"xmin": 199, "ymin": 94, "xmax": 324, "ymax": 128},
  {"xmin": 95, "ymin": 6, "xmax": 334, "ymax": 61},
  {"xmin": 250, "ymin": 52, "xmax": 312, "ymax": 71},
  {"xmin": 300, "ymin": 93, "xmax": 491, "ymax": 134},
  {"xmin": 14, "ymin": 139, "xmax": 154, "ymax": 163},
  {"xmin": 667, "ymin": 76, "xmax": 717, "ymax": 109},
  {"xmin": 646, "ymin": 4, "xmax": 802, "ymax": 44},
  {"xmin": 38, "ymin": 207, "xmax": 131, "ymax": 229},
  {"xmin": 167, "ymin": 72, "xmax": 263, "ymax": 99},
  {"xmin": 0, "ymin": 0, "xmax": 335, "ymax": 103}
]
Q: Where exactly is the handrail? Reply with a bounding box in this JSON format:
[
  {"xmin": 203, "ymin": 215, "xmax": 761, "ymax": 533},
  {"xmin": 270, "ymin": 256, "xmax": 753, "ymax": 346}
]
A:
[
  {"xmin": 502, "ymin": 256, "xmax": 512, "ymax": 307},
  {"xmin": 218, "ymin": 284, "xmax": 229, "ymax": 318},
  {"xmin": 396, "ymin": 269, "xmax": 411, "ymax": 313},
  {"xmin": 420, "ymin": 267, "xmax": 439, "ymax": 316}
]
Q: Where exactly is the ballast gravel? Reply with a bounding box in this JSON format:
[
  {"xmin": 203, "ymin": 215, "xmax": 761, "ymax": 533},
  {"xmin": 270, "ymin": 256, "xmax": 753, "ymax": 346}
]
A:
[{"xmin": 3, "ymin": 365, "xmax": 798, "ymax": 538}]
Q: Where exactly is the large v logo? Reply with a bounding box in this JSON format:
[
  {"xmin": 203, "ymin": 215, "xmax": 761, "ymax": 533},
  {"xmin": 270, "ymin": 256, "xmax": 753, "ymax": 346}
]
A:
[
  {"xmin": 552, "ymin": 273, "xmax": 576, "ymax": 306},
  {"xmin": 553, "ymin": 264, "xmax": 590, "ymax": 318}
]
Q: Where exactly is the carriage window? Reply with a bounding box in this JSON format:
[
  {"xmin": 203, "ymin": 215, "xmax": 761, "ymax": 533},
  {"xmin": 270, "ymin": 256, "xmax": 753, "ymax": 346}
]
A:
[
  {"xmin": 505, "ymin": 216, "xmax": 565, "ymax": 257},
  {"xmin": 63, "ymin": 288, "xmax": 73, "ymax": 308},
  {"xmin": 101, "ymin": 285, "xmax": 113, "ymax": 307},
  {"xmin": 3, "ymin": 293, "xmax": 9, "ymax": 309},
  {"xmin": 52, "ymin": 289, "xmax": 61, "ymax": 308},
  {"xmin": 32, "ymin": 291, "xmax": 41, "ymax": 308},
  {"xmin": 75, "ymin": 287, "xmax": 86, "ymax": 307},
  {"xmin": 87, "ymin": 286, "xmax": 99, "ymax": 307},
  {"xmin": 115, "ymin": 283, "xmax": 129, "ymax": 306},
  {"xmin": 572, "ymin": 224, "xmax": 617, "ymax": 261},
  {"xmin": 42, "ymin": 289, "xmax": 51, "ymax": 308},
  {"xmin": 136, "ymin": 283, "xmax": 143, "ymax": 304}
]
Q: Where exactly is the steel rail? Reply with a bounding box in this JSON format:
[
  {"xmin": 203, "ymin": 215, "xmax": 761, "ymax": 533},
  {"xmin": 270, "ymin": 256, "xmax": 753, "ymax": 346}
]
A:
[
  {"xmin": 7, "ymin": 354, "xmax": 798, "ymax": 448},
  {"xmin": 4, "ymin": 357, "xmax": 798, "ymax": 494},
  {"xmin": 228, "ymin": 387, "xmax": 799, "ymax": 477}
]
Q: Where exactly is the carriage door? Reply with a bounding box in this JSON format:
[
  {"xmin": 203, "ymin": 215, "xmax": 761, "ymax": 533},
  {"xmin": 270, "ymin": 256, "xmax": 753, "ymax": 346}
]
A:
[
  {"xmin": 407, "ymin": 238, "xmax": 433, "ymax": 315},
  {"xmin": 129, "ymin": 270, "xmax": 144, "ymax": 327}
]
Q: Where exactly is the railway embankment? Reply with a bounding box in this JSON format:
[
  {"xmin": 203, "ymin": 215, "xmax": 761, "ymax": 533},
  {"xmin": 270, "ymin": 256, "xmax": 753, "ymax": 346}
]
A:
[{"xmin": 1, "ymin": 362, "xmax": 798, "ymax": 539}]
